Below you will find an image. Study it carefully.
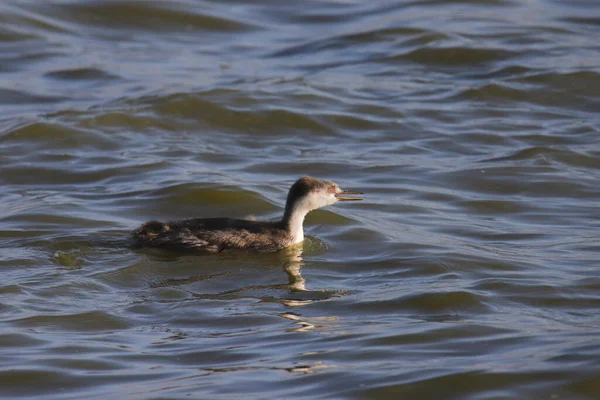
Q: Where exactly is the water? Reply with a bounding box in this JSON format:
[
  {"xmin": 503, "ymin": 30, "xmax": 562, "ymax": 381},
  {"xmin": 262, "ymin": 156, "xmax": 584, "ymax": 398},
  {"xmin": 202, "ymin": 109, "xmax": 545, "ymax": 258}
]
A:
[{"xmin": 1, "ymin": 0, "xmax": 600, "ymax": 398}]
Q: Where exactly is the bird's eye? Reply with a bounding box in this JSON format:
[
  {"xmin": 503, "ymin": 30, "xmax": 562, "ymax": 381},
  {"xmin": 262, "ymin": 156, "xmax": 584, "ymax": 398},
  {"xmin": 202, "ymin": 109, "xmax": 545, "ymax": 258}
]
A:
[{"xmin": 328, "ymin": 187, "xmax": 335, "ymax": 193}]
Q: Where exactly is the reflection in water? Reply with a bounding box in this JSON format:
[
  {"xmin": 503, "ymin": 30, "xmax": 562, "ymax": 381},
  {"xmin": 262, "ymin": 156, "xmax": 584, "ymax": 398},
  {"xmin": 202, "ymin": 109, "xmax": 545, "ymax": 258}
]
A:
[
  {"xmin": 281, "ymin": 245, "xmax": 305, "ymax": 291},
  {"xmin": 279, "ymin": 312, "xmax": 341, "ymax": 333},
  {"xmin": 142, "ymin": 246, "xmax": 342, "ymax": 338},
  {"xmin": 276, "ymin": 246, "xmax": 343, "ymax": 304},
  {"xmin": 280, "ymin": 312, "xmax": 315, "ymax": 332},
  {"xmin": 147, "ymin": 244, "xmax": 339, "ymax": 305}
]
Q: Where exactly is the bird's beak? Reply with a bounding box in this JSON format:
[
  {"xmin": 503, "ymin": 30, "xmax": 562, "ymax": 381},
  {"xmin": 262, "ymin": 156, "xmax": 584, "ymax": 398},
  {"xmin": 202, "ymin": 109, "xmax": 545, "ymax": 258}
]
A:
[{"xmin": 335, "ymin": 190, "xmax": 364, "ymax": 201}]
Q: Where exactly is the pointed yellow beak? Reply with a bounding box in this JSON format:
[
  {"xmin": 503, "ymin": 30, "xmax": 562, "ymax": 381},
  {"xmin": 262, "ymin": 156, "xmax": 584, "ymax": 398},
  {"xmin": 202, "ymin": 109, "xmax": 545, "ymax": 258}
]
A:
[{"xmin": 335, "ymin": 190, "xmax": 363, "ymax": 201}]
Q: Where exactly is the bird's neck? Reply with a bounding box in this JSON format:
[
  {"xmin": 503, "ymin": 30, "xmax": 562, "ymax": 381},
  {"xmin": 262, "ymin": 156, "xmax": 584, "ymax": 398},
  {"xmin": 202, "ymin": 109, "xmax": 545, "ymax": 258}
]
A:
[{"xmin": 282, "ymin": 198, "xmax": 313, "ymax": 244}]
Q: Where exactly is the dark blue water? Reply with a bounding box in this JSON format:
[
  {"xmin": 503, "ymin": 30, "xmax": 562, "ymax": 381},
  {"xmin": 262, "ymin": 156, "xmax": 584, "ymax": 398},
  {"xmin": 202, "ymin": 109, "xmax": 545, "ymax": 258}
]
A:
[{"xmin": 1, "ymin": 1, "xmax": 599, "ymax": 398}]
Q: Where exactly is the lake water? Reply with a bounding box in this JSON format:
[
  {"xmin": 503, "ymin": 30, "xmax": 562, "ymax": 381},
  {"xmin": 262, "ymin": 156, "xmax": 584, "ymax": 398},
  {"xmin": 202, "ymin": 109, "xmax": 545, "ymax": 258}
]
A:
[{"xmin": 1, "ymin": 0, "xmax": 599, "ymax": 399}]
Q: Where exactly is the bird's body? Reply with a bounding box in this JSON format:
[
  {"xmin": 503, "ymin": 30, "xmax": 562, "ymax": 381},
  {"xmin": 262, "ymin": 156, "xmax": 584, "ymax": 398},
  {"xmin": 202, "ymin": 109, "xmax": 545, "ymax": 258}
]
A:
[
  {"xmin": 130, "ymin": 176, "xmax": 362, "ymax": 253},
  {"xmin": 131, "ymin": 218, "xmax": 294, "ymax": 253}
]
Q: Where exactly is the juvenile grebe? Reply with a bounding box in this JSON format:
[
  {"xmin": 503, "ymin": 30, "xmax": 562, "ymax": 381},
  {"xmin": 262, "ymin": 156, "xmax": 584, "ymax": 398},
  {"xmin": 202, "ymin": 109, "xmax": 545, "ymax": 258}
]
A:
[{"xmin": 130, "ymin": 176, "xmax": 363, "ymax": 253}]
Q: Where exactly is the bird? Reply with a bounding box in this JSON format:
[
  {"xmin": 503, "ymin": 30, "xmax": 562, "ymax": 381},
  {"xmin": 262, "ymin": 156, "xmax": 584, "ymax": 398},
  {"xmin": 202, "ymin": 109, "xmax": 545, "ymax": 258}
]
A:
[{"xmin": 130, "ymin": 176, "xmax": 363, "ymax": 253}]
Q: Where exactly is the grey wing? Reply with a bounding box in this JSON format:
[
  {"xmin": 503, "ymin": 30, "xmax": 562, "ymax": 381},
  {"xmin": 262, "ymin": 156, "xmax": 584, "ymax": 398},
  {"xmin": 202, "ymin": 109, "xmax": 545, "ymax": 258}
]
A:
[{"xmin": 148, "ymin": 228, "xmax": 222, "ymax": 253}]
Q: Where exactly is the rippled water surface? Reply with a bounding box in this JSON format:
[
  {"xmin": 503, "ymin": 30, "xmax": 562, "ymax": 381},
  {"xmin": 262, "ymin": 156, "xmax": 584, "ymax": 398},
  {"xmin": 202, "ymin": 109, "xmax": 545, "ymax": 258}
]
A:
[{"xmin": 1, "ymin": 0, "xmax": 600, "ymax": 398}]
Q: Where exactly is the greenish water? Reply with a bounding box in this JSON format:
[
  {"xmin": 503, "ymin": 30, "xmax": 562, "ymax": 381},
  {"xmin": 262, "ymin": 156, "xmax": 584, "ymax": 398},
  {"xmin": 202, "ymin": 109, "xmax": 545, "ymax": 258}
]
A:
[{"xmin": 1, "ymin": 0, "xmax": 600, "ymax": 399}]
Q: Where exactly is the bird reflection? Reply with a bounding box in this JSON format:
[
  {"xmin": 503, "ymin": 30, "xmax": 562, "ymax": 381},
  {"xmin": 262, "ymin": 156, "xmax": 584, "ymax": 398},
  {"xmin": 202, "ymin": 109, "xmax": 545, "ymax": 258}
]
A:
[
  {"xmin": 149, "ymin": 243, "xmax": 339, "ymax": 304},
  {"xmin": 280, "ymin": 244, "xmax": 305, "ymax": 291},
  {"xmin": 279, "ymin": 312, "xmax": 340, "ymax": 333},
  {"xmin": 144, "ymin": 244, "xmax": 343, "ymax": 339},
  {"xmin": 212, "ymin": 244, "xmax": 315, "ymax": 301}
]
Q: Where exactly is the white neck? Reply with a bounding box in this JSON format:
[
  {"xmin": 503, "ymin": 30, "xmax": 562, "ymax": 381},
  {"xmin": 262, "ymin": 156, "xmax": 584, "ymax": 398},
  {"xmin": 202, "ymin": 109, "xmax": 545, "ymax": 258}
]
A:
[{"xmin": 283, "ymin": 198, "xmax": 313, "ymax": 244}]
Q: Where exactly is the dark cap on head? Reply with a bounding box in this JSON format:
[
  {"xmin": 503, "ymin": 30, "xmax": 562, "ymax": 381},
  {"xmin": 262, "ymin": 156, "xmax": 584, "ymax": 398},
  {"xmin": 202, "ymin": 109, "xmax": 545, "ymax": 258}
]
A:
[{"xmin": 286, "ymin": 176, "xmax": 332, "ymax": 203}]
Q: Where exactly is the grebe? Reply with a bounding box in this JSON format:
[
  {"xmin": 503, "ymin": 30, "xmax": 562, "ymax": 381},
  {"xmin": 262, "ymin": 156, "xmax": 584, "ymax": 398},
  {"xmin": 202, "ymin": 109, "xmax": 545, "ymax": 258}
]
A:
[{"xmin": 130, "ymin": 176, "xmax": 363, "ymax": 253}]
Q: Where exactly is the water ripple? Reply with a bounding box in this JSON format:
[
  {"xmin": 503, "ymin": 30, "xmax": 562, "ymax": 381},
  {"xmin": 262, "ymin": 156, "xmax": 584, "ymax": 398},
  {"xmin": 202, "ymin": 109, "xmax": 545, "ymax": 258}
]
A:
[{"xmin": 1, "ymin": 0, "xmax": 599, "ymax": 398}]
